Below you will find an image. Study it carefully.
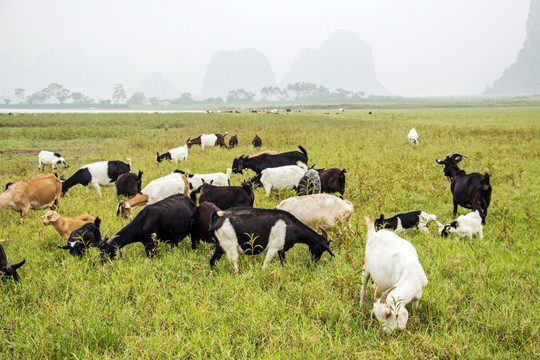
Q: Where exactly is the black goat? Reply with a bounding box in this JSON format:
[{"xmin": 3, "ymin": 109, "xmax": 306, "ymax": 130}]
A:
[
  {"xmin": 116, "ymin": 171, "xmax": 143, "ymax": 197},
  {"xmin": 59, "ymin": 217, "xmax": 103, "ymax": 257},
  {"xmin": 436, "ymin": 153, "xmax": 492, "ymax": 224},
  {"xmin": 190, "ymin": 181, "xmax": 254, "ymax": 209},
  {"xmin": 232, "ymin": 145, "xmax": 308, "ymax": 174},
  {"xmin": 318, "ymin": 168, "xmax": 346, "ymax": 196},
  {"xmin": 228, "ymin": 135, "xmax": 238, "ymax": 149},
  {"xmin": 0, "ymin": 243, "xmax": 25, "ymax": 282},
  {"xmin": 252, "ymin": 135, "xmax": 262, "ymax": 148}
]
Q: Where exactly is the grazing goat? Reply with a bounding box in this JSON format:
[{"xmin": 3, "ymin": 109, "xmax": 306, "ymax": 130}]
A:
[
  {"xmin": 228, "ymin": 135, "xmax": 238, "ymax": 149},
  {"xmin": 317, "ymin": 168, "xmax": 346, "ymax": 196},
  {"xmin": 38, "ymin": 150, "xmax": 69, "ymax": 171},
  {"xmin": 0, "ymin": 173, "xmax": 61, "ymax": 219},
  {"xmin": 375, "ymin": 211, "xmax": 437, "ymax": 233},
  {"xmin": 187, "ymin": 132, "xmax": 228, "ymax": 150},
  {"xmin": 194, "ymin": 201, "xmax": 222, "ymax": 246},
  {"xmin": 156, "ymin": 145, "xmax": 188, "ymax": 163},
  {"xmin": 116, "ymin": 171, "xmax": 143, "ymax": 197},
  {"xmin": 295, "ymin": 168, "xmax": 321, "ymax": 196},
  {"xmin": 117, "ymin": 171, "xmax": 189, "ymax": 219},
  {"xmin": 208, "ymin": 207, "xmax": 334, "ymax": 272},
  {"xmin": 436, "ymin": 210, "xmax": 483, "ymax": 240},
  {"xmin": 276, "ymin": 194, "xmax": 353, "ymax": 230},
  {"xmin": 408, "ymin": 128, "xmax": 419, "ymax": 145},
  {"xmin": 59, "ymin": 217, "xmax": 103, "ymax": 257},
  {"xmin": 182, "ymin": 169, "xmax": 232, "ymax": 190},
  {"xmin": 0, "ymin": 242, "xmax": 25, "ymax": 282},
  {"xmin": 62, "ymin": 160, "xmax": 131, "ymax": 196},
  {"xmin": 360, "ymin": 217, "xmax": 428, "ymax": 333},
  {"xmin": 436, "ymin": 153, "xmax": 491, "ymax": 223},
  {"xmin": 42, "ymin": 210, "xmax": 96, "ymax": 239},
  {"xmin": 252, "ymin": 135, "xmax": 262, "ymax": 148},
  {"xmin": 232, "ymin": 145, "xmax": 308, "ymax": 174},
  {"xmin": 94, "ymin": 194, "xmax": 198, "ymax": 258},
  {"xmin": 190, "ymin": 181, "xmax": 254, "ymax": 209},
  {"xmin": 260, "ymin": 161, "xmax": 308, "ymax": 196}
]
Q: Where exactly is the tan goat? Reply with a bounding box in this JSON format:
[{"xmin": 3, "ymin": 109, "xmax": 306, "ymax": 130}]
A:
[
  {"xmin": 42, "ymin": 210, "xmax": 96, "ymax": 239},
  {"xmin": 0, "ymin": 173, "xmax": 61, "ymax": 219}
]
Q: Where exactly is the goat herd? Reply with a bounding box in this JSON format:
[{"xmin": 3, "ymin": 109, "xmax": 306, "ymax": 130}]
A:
[{"xmin": 0, "ymin": 130, "xmax": 492, "ymax": 333}]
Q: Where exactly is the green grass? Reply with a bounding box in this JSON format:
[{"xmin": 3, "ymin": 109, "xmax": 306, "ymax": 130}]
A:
[{"xmin": 0, "ymin": 108, "xmax": 539, "ymax": 359}]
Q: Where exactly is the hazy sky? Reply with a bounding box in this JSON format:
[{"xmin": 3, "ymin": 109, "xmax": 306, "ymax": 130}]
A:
[{"xmin": 0, "ymin": 0, "xmax": 531, "ymax": 97}]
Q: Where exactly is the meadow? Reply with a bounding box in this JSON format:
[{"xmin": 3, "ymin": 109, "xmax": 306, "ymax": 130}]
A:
[{"xmin": 0, "ymin": 107, "xmax": 538, "ymax": 359}]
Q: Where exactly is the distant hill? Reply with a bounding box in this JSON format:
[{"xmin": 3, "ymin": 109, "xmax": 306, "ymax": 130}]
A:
[
  {"xmin": 280, "ymin": 30, "xmax": 390, "ymax": 95},
  {"xmin": 202, "ymin": 48, "xmax": 277, "ymax": 98},
  {"xmin": 129, "ymin": 72, "xmax": 181, "ymax": 99},
  {"xmin": 486, "ymin": 0, "xmax": 540, "ymax": 95}
]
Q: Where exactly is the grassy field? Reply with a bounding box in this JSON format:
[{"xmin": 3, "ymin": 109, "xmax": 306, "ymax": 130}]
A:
[{"xmin": 0, "ymin": 107, "xmax": 539, "ymax": 359}]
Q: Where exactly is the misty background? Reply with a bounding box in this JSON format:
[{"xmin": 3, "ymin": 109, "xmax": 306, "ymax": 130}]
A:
[{"xmin": 0, "ymin": 0, "xmax": 535, "ymax": 103}]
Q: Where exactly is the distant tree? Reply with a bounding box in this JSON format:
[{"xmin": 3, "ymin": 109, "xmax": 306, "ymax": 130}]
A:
[
  {"xmin": 98, "ymin": 99, "xmax": 111, "ymax": 106},
  {"xmin": 57, "ymin": 88, "xmax": 71, "ymax": 104},
  {"xmin": 14, "ymin": 88, "xmax": 26, "ymax": 104},
  {"xmin": 126, "ymin": 91, "xmax": 146, "ymax": 105},
  {"xmin": 227, "ymin": 89, "xmax": 255, "ymax": 102},
  {"xmin": 112, "ymin": 84, "xmax": 127, "ymax": 104},
  {"xmin": 71, "ymin": 92, "xmax": 94, "ymax": 105},
  {"xmin": 4, "ymin": 99, "xmax": 11, "ymax": 105},
  {"xmin": 26, "ymin": 91, "xmax": 47, "ymax": 105},
  {"xmin": 260, "ymin": 86, "xmax": 288, "ymax": 101}
]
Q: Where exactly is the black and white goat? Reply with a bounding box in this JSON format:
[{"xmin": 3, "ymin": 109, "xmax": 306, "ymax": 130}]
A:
[
  {"xmin": 59, "ymin": 217, "xmax": 103, "ymax": 257},
  {"xmin": 0, "ymin": 242, "xmax": 25, "ymax": 282},
  {"xmin": 436, "ymin": 210, "xmax": 484, "ymax": 240},
  {"xmin": 208, "ymin": 207, "xmax": 334, "ymax": 272},
  {"xmin": 190, "ymin": 181, "xmax": 254, "ymax": 209},
  {"xmin": 116, "ymin": 171, "xmax": 143, "ymax": 197},
  {"xmin": 232, "ymin": 145, "xmax": 308, "ymax": 174},
  {"xmin": 360, "ymin": 217, "xmax": 428, "ymax": 333},
  {"xmin": 62, "ymin": 160, "xmax": 131, "ymax": 196},
  {"xmin": 375, "ymin": 211, "xmax": 437, "ymax": 233},
  {"xmin": 94, "ymin": 194, "xmax": 198, "ymax": 258},
  {"xmin": 436, "ymin": 153, "xmax": 491, "ymax": 223},
  {"xmin": 156, "ymin": 145, "xmax": 188, "ymax": 163},
  {"xmin": 38, "ymin": 150, "xmax": 69, "ymax": 171},
  {"xmin": 187, "ymin": 132, "xmax": 228, "ymax": 150}
]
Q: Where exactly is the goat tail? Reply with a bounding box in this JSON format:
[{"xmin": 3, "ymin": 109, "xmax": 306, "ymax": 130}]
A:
[
  {"xmin": 482, "ymin": 173, "xmax": 491, "ymax": 190},
  {"xmin": 364, "ymin": 216, "xmax": 376, "ymax": 239},
  {"xmin": 298, "ymin": 145, "xmax": 307, "ymax": 157}
]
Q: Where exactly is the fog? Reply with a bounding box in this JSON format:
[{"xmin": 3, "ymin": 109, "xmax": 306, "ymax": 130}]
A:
[{"xmin": 0, "ymin": 0, "xmax": 531, "ymax": 99}]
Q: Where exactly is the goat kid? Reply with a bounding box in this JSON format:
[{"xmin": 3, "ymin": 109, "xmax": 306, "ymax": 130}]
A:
[
  {"xmin": 42, "ymin": 210, "xmax": 96, "ymax": 239},
  {"xmin": 38, "ymin": 150, "xmax": 69, "ymax": 171},
  {"xmin": 375, "ymin": 211, "xmax": 437, "ymax": 233},
  {"xmin": 59, "ymin": 217, "xmax": 103, "ymax": 257},
  {"xmin": 436, "ymin": 210, "xmax": 484, "ymax": 240},
  {"xmin": 360, "ymin": 217, "xmax": 428, "ymax": 333},
  {"xmin": 156, "ymin": 145, "xmax": 188, "ymax": 163}
]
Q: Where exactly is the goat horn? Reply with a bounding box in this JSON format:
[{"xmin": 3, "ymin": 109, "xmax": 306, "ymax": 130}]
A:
[
  {"xmin": 380, "ymin": 286, "xmax": 397, "ymax": 304},
  {"xmin": 373, "ymin": 285, "xmax": 379, "ymax": 302},
  {"xmin": 102, "ymin": 229, "xmax": 110, "ymax": 240},
  {"xmin": 106, "ymin": 235, "xmax": 119, "ymax": 245}
]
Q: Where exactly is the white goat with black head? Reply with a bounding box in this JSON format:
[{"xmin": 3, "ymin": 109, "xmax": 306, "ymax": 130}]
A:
[
  {"xmin": 436, "ymin": 210, "xmax": 483, "ymax": 240},
  {"xmin": 360, "ymin": 217, "xmax": 428, "ymax": 333}
]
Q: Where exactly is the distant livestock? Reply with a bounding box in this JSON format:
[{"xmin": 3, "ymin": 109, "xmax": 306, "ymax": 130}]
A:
[
  {"xmin": 187, "ymin": 132, "xmax": 228, "ymax": 150},
  {"xmin": 208, "ymin": 207, "xmax": 335, "ymax": 272},
  {"xmin": 436, "ymin": 153, "xmax": 491, "ymax": 223},
  {"xmin": 436, "ymin": 210, "xmax": 484, "ymax": 240},
  {"xmin": 156, "ymin": 145, "xmax": 188, "ymax": 163},
  {"xmin": 232, "ymin": 145, "xmax": 308, "ymax": 174},
  {"xmin": 252, "ymin": 135, "xmax": 262, "ymax": 148},
  {"xmin": 0, "ymin": 173, "xmax": 61, "ymax": 219},
  {"xmin": 61, "ymin": 160, "xmax": 131, "ymax": 197},
  {"xmin": 116, "ymin": 171, "xmax": 143, "ymax": 197},
  {"xmin": 408, "ymin": 128, "xmax": 419, "ymax": 145},
  {"xmin": 360, "ymin": 217, "xmax": 428, "ymax": 333},
  {"xmin": 117, "ymin": 171, "xmax": 189, "ymax": 219},
  {"xmin": 375, "ymin": 211, "xmax": 437, "ymax": 233},
  {"xmin": 42, "ymin": 210, "xmax": 96, "ymax": 239},
  {"xmin": 38, "ymin": 150, "xmax": 69, "ymax": 171},
  {"xmin": 228, "ymin": 135, "xmax": 238, "ymax": 149},
  {"xmin": 0, "ymin": 242, "xmax": 25, "ymax": 282},
  {"xmin": 276, "ymin": 194, "xmax": 354, "ymax": 230},
  {"xmin": 317, "ymin": 168, "xmax": 346, "ymax": 196}
]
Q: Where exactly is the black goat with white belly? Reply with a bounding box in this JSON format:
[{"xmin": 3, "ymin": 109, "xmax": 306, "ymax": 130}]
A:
[{"xmin": 208, "ymin": 207, "xmax": 334, "ymax": 272}]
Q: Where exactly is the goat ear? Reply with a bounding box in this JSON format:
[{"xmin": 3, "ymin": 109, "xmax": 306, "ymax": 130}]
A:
[
  {"xmin": 318, "ymin": 226, "xmax": 328, "ymax": 239},
  {"xmin": 436, "ymin": 159, "xmax": 445, "ymax": 164},
  {"xmin": 11, "ymin": 259, "xmax": 25, "ymax": 269}
]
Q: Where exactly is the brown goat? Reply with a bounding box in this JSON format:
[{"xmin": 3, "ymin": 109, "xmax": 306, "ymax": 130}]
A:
[
  {"xmin": 42, "ymin": 210, "xmax": 96, "ymax": 239},
  {"xmin": 0, "ymin": 173, "xmax": 61, "ymax": 219}
]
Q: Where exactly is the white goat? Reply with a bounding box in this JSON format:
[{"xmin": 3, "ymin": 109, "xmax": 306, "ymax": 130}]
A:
[
  {"xmin": 276, "ymin": 193, "xmax": 353, "ymax": 229},
  {"xmin": 187, "ymin": 168, "xmax": 231, "ymax": 190},
  {"xmin": 260, "ymin": 161, "xmax": 308, "ymax": 196},
  {"xmin": 436, "ymin": 210, "xmax": 483, "ymax": 239},
  {"xmin": 156, "ymin": 145, "xmax": 188, "ymax": 163},
  {"xmin": 360, "ymin": 217, "xmax": 428, "ymax": 333},
  {"xmin": 38, "ymin": 150, "xmax": 69, "ymax": 170},
  {"xmin": 408, "ymin": 128, "xmax": 419, "ymax": 145}
]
